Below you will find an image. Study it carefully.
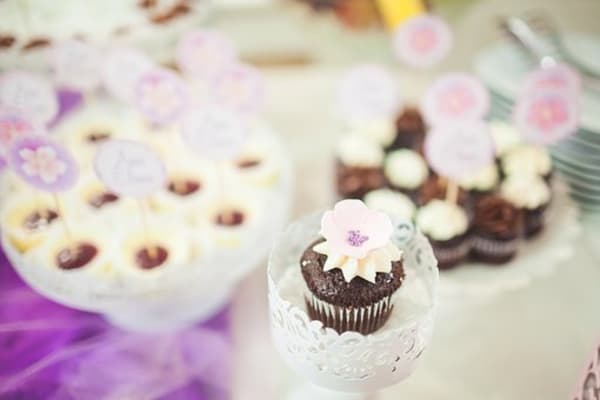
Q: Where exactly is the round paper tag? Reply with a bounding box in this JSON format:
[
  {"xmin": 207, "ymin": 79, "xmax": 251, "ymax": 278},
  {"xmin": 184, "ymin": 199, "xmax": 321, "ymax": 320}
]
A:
[
  {"xmin": 522, "ymin": 64, "xmax": 581, "ymax": 96},
  {"xmin": 424, "ymin": 120, "xmax": 495, "ymax": 181},
  {"xmin": 392, "ymin": 15, "xmax": 452, "ymax": 68},
  {"xmin": 51, "ymin": 39, "xmax": 103, "ymax": 92},
  {"xmin": 422, "ymin": 73, "xmax": 490, "ymax": 126},
  {"xmin": 134, "ymin": 68, "xmax": 189, "ymax": 125},
  {"xmin": 94, "ymin": 140, "xmax": 167, "ymax": 198},
  {"xmin": 176, "ymin": 30, "xmax": 238, "ymax": 79},
  {"xmin": 0, "ymin": 110, "xmax": 44, "ymax": 154},
  {"xmin": 514, "ymin": 89, "xmax": 578, "ymax": 145},
  {"xmin": 180, "ymin": 106, "xmax": 247, "ymax": 161},
  {"xmin": 211, "ymin": 63, "xmax": 264, "ymax": 115},
  {"xmin": 338, "ymin": 64, "xmax": 402, "ymax": 120},
  {"xmin": 0, "ymin": 71, "xmax": 58, "ymax": 125},
  {"xmin": 0, "ymin": 155, "xmax": 6, "ymax": 173},
  {"xmin": 7, "ymin": 136, "xmax": 78, "ymax": 192},
  {"xmin": 103, "ymin": 47, "xmax": 154, "ymax": 102}
]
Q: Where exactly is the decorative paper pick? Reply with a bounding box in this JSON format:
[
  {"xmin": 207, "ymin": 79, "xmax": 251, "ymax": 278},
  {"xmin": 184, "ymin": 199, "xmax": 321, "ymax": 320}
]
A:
[
  {"xmin": 523, "ymin": 64, "xmax": 581, "ymax": 96},
  {"xmin": 571, "ymin": 340, "xmax": 600, "ymax": 400},
  {"xmin": 338, "ymin": 64, "xmax": 402, "ymax": 120},
  {"xmin": 51, "ymin": 39, "xmax": 103, "ymax": 92},
  {"xmin": 134, "ymin": 68, "xmax": 189, "ymax": 125},
  {"xmin": 0, "ymin": 71, "xmax": 58, "ymax": 125},
  {"xmin": 514, "ymin": 89, "xmax": 578, "ymax": 145},
  {"xmin": 7, "ymin": 136, "xmax": 78, "ymax": 192},
  {"xmin": 421, "ymin": 73, "xmax": 490, "ymax": 126},
  {"xmin": 102, "ymin": 47, "xmax": 154, "ymax": 102},
  {"xmin": 376, "ymin": 0, "xmax": 427, "ymax": 30},
  {"xmin": 392, "ymin": 15, "xmax": 452, "ymax": 68},
  {"xmin": 180, "ymin": 106, "xmax": 247, "ymax": 161},
  {"xmin": 0, "ymin": 155, "xmax": 7, "ymax": 173},
  {"xmin": 94, "ymin": 139, "xmax": 167, "ymax": 198},
  {"xmin": 0, "ymin": 110, "xmax": 45, "ymax": 155},
  {"xmin": 424, "ymin": 120, "xmax": 495, "ymax": 181},
  {"xmin": 211, "ymin": 63, "xmax": 264, "ymax": 115},
  {"xmin": 176, "ymin": 30, "xmax": 238, "ymax": 79}
]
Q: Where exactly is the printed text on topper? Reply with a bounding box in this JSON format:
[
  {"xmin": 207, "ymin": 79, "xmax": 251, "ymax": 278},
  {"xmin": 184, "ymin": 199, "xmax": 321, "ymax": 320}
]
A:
[
  {"xmin": 94, "ymin": 140, "xmax": 167, "ymax": 198},
  {"xmin": 211, "ymin": 63, "xmax": 264, "ymax": 115},
  {"xmin": 7, "ymin": 136, "xmax": 79, "ymax": 192},
  {"xmin": 103, "ymin": 47, "xmax": 154, "ymax": 102},
  {"xmin": 424, "ymin": 120, "xmax": 495, "ymax": 181},
  {"xmin": 523, "ymin": 64, "xmax": 581, "ymax": 96},
  {"xmin": 421, "ymin": 73, "xmax": 489, "ymax": 126},
  {"xmin": 392, "ymin": 15, "xmax": 452, "ymax": 68},
  {"xmin": 338, "ymin": 65, "xmax": 402, "ymax": 120},
  {"xmin": 180, "ymin": 106, "xmax": 246, "ymax": 161},
  {"xmin": 0, "ymin": 110, "xmax": 44, "ymax": 154},
  {"xmin": 0, "ymin": 72, "xmax": 58, "ymax": 125},
  {"xmin": 514, "ymin": 89, "xmax": 578, "ymax": 145},
  {"xmin": 134, "ymin": 68, "xmax": 189, "ymax": 125},
  {"xmin": 51, "ymin": 39, "xmax": 103, "ymax": 92},
  {"xmin": 176, "ymin": 30, "xmax": 238, "ymax": 79}
]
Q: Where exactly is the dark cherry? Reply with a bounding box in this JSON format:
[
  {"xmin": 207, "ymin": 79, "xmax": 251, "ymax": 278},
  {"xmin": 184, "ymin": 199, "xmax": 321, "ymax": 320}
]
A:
[
  {"xmin": 22, "ymin": 37, "xmax": 51, "ymax": 51},
  {"xmin": 237, "ymin": 158, "xmax": 261, "ymax": 169},
  {"xmin": 168, "ymin": 179, "xmax": 201, "ymax": 196},
  {"xmin": 88, "ymin": 192, "xmax": 119, "ymax": 209},
  {"xmin": 135, "ymin": 246, "xmax": 169, "ymax": 270},
  {"xmin": 0, "ymin": 35, "xmax": 15, "ymax": 48},
  {"xmin": 22, "ymin": 209, "xmax": 59, "ymax": 231},
  {"xmin": 215, "ymin": 210, "xmax": 245, "ymax": 227},
  {"xmin": 86, "ymin": 131, "xmax": 111, "ymax": 143},
  {"xmin": 56, "ymin": 242, "xmax": 98, "ymax": 270}
]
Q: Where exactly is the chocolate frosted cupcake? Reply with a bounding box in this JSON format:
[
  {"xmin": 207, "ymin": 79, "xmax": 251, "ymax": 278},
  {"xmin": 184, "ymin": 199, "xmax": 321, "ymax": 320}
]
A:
[
  {"xmin": 501, "ymin": 144, "xmax": 552, "ymax": 181},
  {"xmin": 471, "ymin": 195, "xmax": 522, "ymax": 264},
  {"xmin": 416, "ymin": 199, "xmax": 470, "ymax": 269},
  {"xmin": 384, "ymin": 149, "xmax": 429, "ymax": 201},
  {"xmin": 417, "ymin": 175, "xmax": 468, "ymax": 207},
  {"xmin": 458, "ymin": 163, "xmax": 499, "ymax": 200},
  {"xmin": 300, "ymin": 200, "xmax": 404, "ymax": 335},
  {"xmin": 336, "ymin": 134, "xmax": 386, "ymax": 199},
  {"xmin": 500, "ymin": 175, "xmax": 551, "ymax": 238},
  {"xmin": 389, "ymin": 106, "xmax": 426, "ymax": 152}
]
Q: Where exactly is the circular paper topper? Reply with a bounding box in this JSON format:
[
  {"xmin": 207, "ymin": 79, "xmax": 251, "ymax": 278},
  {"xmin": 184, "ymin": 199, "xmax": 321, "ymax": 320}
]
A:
[
  {"xmin": 392, "ymin": 14, "xmax": 452, "ymax": 68},
  {"xmin": 94, "ymin": 140, "xmax": 167, "ymax": 198},
  {"xmin": 514, "ymin": 89, "xmax": 578, "ymax": 145},
  {"xmin": 134, "ymin": 68, "xmax": 189, "ymax": 125},
  {"xmin": 211, "ymin": 63, "xmax": 264, "ymax": 115},
  {"xmin": 51, "ymin": 39, "xmax": 103, "ymax": 92},
  {"xmin": 425, "ymin": 120, "xmax": 495, "ymax": 181},
  {"xmin": 338, "ymin": 64, "xmax": 402, "ymax": 120},
  {"xmin": 176, "ymin": 30, "xmax": 238, "ymax": 79},
  {"xmin": 180, "ymin": 106, "xmax": 247, "ymax": 161},
  {"xmin": 0, "ymin": 155, "xmax": 6, "ymax": 173},
  {"xmin": 522, "ymin": 64, "xmax": 581, "ymax": 96},
  {"xmin": 422, "ymin": 72, "xmax": 490, "ymax": 126},
  {"xmin": 7, "ymin": 136, "xmax": 78, "ymax": 192},
  {"xmin": 103, "ymin": 47, "xmax": 154, "ymax": 102},
  {"xmin": 0, "ymin": 109, "xmax": 45, "ymax": 155},
  {"xmin": 0, "ymin": 71, "xmax": 58, "ymax": 125}
]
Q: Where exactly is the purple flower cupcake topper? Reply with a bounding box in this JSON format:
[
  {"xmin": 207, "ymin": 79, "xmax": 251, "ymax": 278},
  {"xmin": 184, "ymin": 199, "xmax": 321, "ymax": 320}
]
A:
[
  {"xmin": 134, "ymin": 68, "xmax": 189, "ymax": 125},
  {"xmin": 211, "ymin": 63, "xmax": 264, "ymax": 115},
  {"xmin": 176, "ymin": 30, "xmax": 238, "ymax": 79},
  {"xmin": 7, "ymin": 136, "xmax": 78, "ymax": 192}
]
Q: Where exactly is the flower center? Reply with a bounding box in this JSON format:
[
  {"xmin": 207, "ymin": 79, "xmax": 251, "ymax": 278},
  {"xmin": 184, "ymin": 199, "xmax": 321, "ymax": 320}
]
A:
[{"xmin": 347, "ymin": 230, "xmax": 369, "ymax": 247}]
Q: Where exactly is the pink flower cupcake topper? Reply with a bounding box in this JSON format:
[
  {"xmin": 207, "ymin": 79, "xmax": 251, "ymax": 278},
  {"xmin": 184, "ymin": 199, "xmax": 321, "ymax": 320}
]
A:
[
  {"xmin": 0, "ymin": 110, "xmax": 44, "ymax": 154},
  {"xmin": 211, "ymin": 63, "xmax": 264, "ymax": 115},
  {"xmin": 7, "ymin": 136, "xmax": 78, "ymax": 192},
  {"xmin": 392, "ymin": 15, "xmax": 452, "ymax": 68},
  {"xmin": 176, "ymin": 30, "xmax": 238, "ymax": 79},
  {"xmin": 522, "ymin": 64, "xmax": 581, "ymax": 96},
  {"xmin": 320, "ymin": 199, "xmax": 393, "ymax": 259},
  {"xmin": 134, "ymin": 68, "xmax": 189, "ymax": 125}
]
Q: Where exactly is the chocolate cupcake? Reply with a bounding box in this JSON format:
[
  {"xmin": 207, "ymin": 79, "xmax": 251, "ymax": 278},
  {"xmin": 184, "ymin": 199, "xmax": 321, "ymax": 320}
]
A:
[
  {"xmin": 300, "ymin": 200, "xmax": 405, "ymax": 335},
  {"xmin": 417, "ymin": 175, "xmax": 469, "ymax": 208},
  {"xmin": 471, "ymin": 195, "xmax": 522, "ymax": 264},
  {"xmin": 336, "ymin": 134, "xmax": 386, "ymax": 199},
  {"xmin": 384, "ymin": 149, "xmax": 429, "ymax": 201},
  {"xmin": 458, "ymin": 163, "xmax": 499, "ymax": 200},
  {"xmin": 416, "ymin": 199, "xmax": 470, "ymax": 270},
  {"xmin": 500, "ymin": 175, "xmax": 551, "ymax": 238},
  {"xmin": 389, "ymin": 107, "xmax": 426, "ymax": 152},
  {"xmin": 501, "ymin": 144, "xmax": 553, "ymax": 182}
]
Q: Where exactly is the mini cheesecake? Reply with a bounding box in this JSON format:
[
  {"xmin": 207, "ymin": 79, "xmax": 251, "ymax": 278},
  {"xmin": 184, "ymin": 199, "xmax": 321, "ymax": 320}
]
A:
[
  {"xmin": 204, "ymin": 194, "xmax": 260, "ymax": 248},
  {"xmin": 1, "ymin": 193, "xmax": 62, "ymax": 253}
]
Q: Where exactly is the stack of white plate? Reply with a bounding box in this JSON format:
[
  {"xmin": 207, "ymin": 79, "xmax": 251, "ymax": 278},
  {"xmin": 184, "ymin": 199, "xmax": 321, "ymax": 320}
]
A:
[{"xmin": 475, "ymin": 33, "xmax": 600, "ymax": 215}]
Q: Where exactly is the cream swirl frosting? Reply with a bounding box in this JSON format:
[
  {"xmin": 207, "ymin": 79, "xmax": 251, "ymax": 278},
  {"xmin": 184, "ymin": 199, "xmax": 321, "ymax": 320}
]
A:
[
  {"xmin": 489, "ymin": 121, "xmax": 522, "ymax": 157},
  {"xmin": 501, "ymin": 175, "xmax": 551, "ymax": 210},
  {"xmin": 385, "ymin": 149, "xmax": 428, "ymax": 189},
  {"xmin": 502, "ymin": 144, "xmax": 552, "ymax": 177},
  {"xmin": 416, "ymin": 200, "xmax": 468, "ymax": 241},
  {"xmin": 312, "ymin": 240, "xmax": 402, "ymax": 284},
  {"xmin": 363, "ymin": 189, "xmax": 416, "ymax": 220},
  {"xmin": 458, "ymin": 163, "xmax": 499, "ymax": 191},
  {"xmin": 346, "ymin": 118, "xmax": 396, "ymax": 147},
  {"xmin": 337, "ymin": 134, "xmax": 385, "ymax": 167}
]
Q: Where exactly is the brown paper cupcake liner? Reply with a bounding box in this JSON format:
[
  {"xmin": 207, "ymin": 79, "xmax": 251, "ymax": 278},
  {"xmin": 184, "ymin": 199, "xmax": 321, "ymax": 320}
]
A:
[
  {"xmin": 432, "ymin": 240, "xmax": 471, "ymax": 269},
  {"xmin": 305, "ymin": 292, "xmax": 394, "ymax": 335},
  {"xmin": 471, "ymin": 236, "xmax": 520, "ymax": 257}
]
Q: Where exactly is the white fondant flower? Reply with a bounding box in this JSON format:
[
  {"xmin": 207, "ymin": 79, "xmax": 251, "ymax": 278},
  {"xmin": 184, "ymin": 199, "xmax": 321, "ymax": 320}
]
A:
[{"xmin": 19, "ymin": 146, "xmax": 67, "ymax": 184}]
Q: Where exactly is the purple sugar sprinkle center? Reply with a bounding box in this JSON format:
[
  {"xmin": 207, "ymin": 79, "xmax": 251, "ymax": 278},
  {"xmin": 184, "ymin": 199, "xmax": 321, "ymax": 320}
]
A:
[{"xmin": 347, "ymin": 230, "xmax": 369, "ymax": 247}]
